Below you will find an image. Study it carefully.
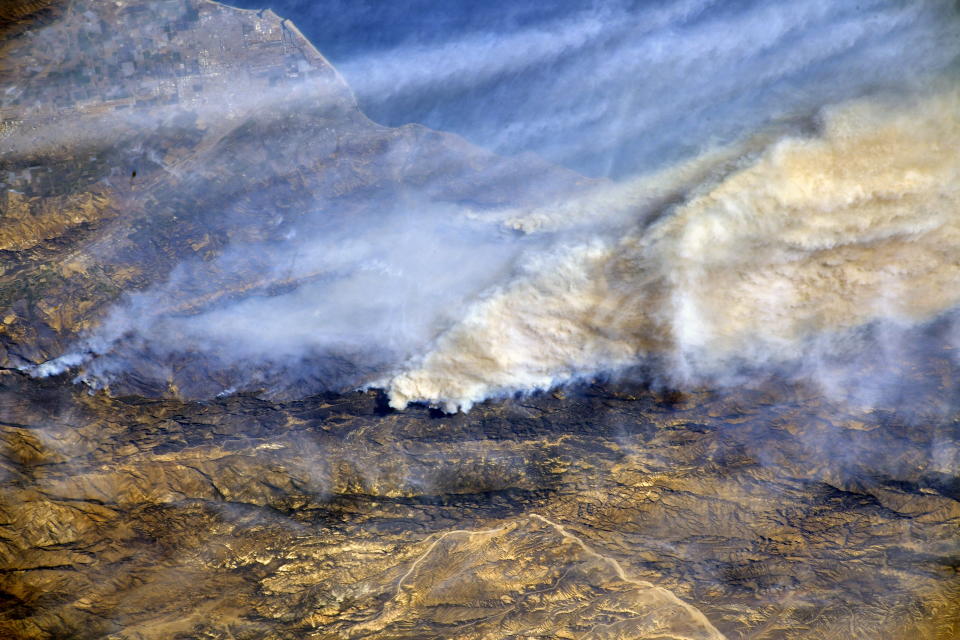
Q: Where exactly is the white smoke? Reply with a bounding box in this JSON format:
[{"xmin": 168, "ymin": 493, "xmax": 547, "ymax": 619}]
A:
[
  {"xmin": 387, "ymin": 86, "xmax": 960, "ymax": 411},
  {"xmin": 334, "ymin": 0, "xmax": 960, "ymax": 177},
  {"xmin": 18, "ymin": 0, "xmax": 960, "ymax": 412},
  {"xmin": 30, "ymin": 198, "xmax": 546, "ymax": 396}
]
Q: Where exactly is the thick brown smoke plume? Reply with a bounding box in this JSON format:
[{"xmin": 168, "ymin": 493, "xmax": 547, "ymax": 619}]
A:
[{"xmin": 387, "ymin": 86, "xmax": 960, "ymax": 411}]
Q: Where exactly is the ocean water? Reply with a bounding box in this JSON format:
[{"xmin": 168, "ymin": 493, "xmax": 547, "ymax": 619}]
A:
[
  {"xmin": 221, "ymin": 0, "xmax": 960, "ymax": 178},
  {"xmin": 32, "ymin": 0, "xmax": 960, "ymax": 414}
]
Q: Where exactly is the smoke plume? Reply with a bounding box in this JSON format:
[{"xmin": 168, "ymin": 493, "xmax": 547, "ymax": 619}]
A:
[
  {"xmin": 387, "ymin": 86, "xmax": 960, "ymax": 411},
  {"xmin": 21, "ymin": 0, "xmax": 960, "ymax": 413}
]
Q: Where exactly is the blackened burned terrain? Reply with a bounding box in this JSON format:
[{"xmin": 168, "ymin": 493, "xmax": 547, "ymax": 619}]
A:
[{"xmin": 0, "ymin": 1, "xmax": 958, "ymax": 639}]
